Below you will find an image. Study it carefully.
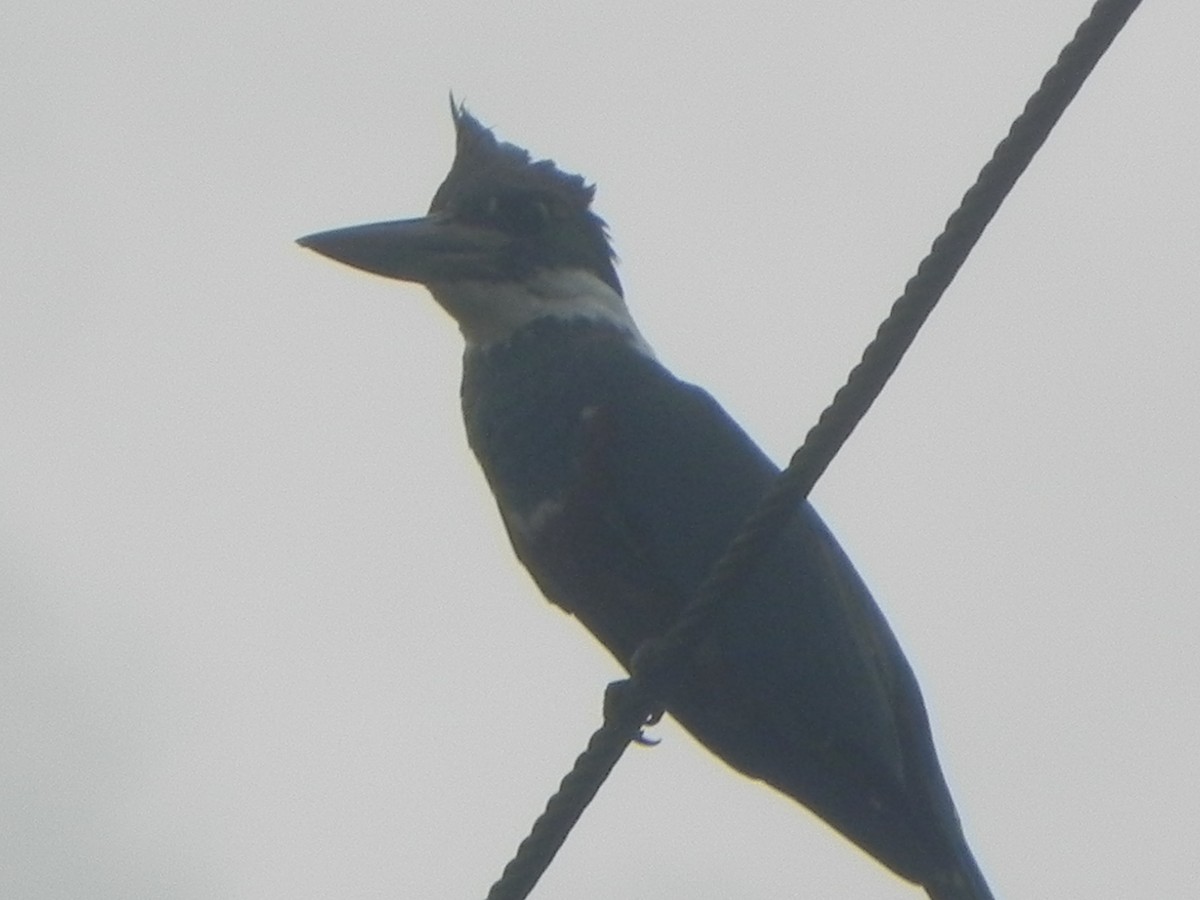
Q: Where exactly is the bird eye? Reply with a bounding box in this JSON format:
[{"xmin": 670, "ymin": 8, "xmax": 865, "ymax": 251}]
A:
[{"xmin": 478, "ymin": 193, "xmax": 552, "ymax": 234}]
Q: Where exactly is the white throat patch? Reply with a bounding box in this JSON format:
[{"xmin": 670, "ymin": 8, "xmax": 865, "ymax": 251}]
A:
[{"xmin": 428, "ymin": 269, "xmax": 656, "ymax": 358}]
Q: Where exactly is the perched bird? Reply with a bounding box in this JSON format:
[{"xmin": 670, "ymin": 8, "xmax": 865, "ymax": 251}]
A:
[{"xmin": 299, "ymin": 102, "xmax": 993, "ymax": 900}]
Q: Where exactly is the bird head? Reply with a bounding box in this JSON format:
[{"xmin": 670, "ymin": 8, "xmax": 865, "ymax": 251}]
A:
[{"xmin": 299, "ymin": 101, "xmax": 643, "ymax": 350}]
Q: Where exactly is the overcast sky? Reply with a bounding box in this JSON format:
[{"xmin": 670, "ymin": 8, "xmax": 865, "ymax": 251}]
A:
[{"xmin": 3, "ymin": 3, "xmax": 1198, "ymax": 898}]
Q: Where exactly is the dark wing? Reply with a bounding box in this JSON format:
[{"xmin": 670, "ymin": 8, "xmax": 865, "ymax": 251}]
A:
[{"xmin": 585, "ymin": 359, "xmax": 971, "ymax": 885}]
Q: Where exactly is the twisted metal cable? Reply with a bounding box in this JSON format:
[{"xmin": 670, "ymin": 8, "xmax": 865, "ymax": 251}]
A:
[{"xmin": 486, "ymin": 2, "xmax": 1142, "ymax": 897}]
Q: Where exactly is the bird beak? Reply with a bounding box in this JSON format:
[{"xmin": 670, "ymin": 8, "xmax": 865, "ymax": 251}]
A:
[{"xmin": 297, "ymin": 214, "xmax": 508, "ymax": 284}]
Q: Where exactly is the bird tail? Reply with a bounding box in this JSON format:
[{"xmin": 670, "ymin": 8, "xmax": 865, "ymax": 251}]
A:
[{"xmin": 923, "ymin": 845, "xmax": 995, "ymax": 900}]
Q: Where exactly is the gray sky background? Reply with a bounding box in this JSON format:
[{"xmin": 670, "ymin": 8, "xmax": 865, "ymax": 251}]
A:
[{"xmin": 3, "ymin": 3, "xmax": 1197, "ymax": 898}]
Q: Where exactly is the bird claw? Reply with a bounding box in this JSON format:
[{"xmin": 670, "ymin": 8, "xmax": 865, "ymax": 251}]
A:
[
  {"xmin": 633, "ymin": 707, "xmax": 664, "ymax": 746},
  {"xmin": 603, "ymin": 679, "xmax": 664, "ymax": 746}
]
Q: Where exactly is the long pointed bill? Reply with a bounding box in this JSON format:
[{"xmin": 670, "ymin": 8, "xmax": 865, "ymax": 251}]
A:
[{"xmin": 297, "ymin": 215, "xmax": 509, "ymax": 285}]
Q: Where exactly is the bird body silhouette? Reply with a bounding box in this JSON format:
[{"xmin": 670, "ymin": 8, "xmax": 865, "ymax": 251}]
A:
[{"xmin": 299, "ymin": 102, "xmax": 993, "ymax": 899}]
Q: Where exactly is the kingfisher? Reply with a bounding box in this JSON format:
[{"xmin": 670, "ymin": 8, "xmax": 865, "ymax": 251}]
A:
[{"xmin": 298, "ymin": 102, "xmax": 994, "ymax": 900}]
